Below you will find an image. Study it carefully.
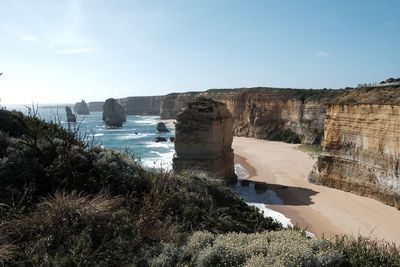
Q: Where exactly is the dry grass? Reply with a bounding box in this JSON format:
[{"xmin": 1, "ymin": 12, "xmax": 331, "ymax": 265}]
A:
[{"xmin": 0, "ymin": 244, "xmax": 16, "ymax": 265}]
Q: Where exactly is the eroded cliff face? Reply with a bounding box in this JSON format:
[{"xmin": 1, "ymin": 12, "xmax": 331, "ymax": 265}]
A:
[
  {"xmin": 160, "ymin": 89, "xmax": 340, "ymax": 144},
  {"xmin": 119, "ymin": 96, "xmax": 163, "ymax": 115},
  {"xmin": 203, "ymin": 90, "xmax": 334, "ymax": 144},
  {"xmin": 310, "ymin": 87, "xmax": 400, "ymax": 208},
  {"xmin": 173, "ymin": 97, "xmax": 236, "ymax": 182},
  {"xmin": 114, "ymin": 88, "xmax": 341, "ymax": 144}
]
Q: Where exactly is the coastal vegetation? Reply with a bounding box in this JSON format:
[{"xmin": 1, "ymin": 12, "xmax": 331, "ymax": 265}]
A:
[{"xmin": 0, "ymin": 108, "xmax": 399, "ymax": 266}]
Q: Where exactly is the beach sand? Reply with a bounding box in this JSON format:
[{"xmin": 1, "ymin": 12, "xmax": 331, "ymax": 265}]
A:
[{"xmin": 233, "ymin": 137, "xmax": 400, "ymax": 245}]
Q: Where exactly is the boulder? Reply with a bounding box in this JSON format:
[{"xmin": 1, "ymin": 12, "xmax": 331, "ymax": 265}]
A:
[
  {"xmin": 154, "ymin": 136, "xmax": 167, "ymax": 142},
  {"xmin": 156, "ymin": 122, "xmax": 169, "ymax": 132},
  {"xmin": 102, "ymin": 98, "xmax": 126, "ymax": 127},
  {"xmin": 65, "ymin": 107, "xmax": 76, "ymax": 123},
  {"xmin": 169, "ymin": 137, "xmax": 175, "ymax": 142},
  {"xmin": 173, "ymin": 97, "xmax": 237, "ymax": 183},
  {"xmin": 74, "ymin": 100, "xmax": 90, "ymax": 115}
]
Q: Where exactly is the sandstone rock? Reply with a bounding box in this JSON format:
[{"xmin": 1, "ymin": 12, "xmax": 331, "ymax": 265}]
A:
[
  {"xmin": 102, "ymin": 98, "xmax": 126, "ymax": 127},
  {"xmin": 160, "ymin": 88, "xmax": 343, "ymax": 145},
  {"xmin": 156, "ymin": 122, "xmax": 169, "ymax": 132},
  {"xmin": 310, "ymin": 87, "xmax": 400, "ymax": 208},
  {"xmin": 74, "ymin": 100, "xmax": 90, "ymax": 115},
  {"xmin": 154, "ymin": 136, "xmax": 167, "ymax": 142},
  {"xmin": 65, "ymin": 107, "xmax": 76, "ymax": 123},
  {"xmin": 173, "ymin": 97, "xmax": 237, "ymax": 182}
]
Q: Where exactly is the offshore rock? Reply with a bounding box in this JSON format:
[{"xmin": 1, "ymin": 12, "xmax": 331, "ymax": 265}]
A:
[
  {"xmin": 102, "ymin": 98, "xmax": 126, "ymax": 127},
  {"xmin": 309, "ymin": 86, "xmax": 400, "ymax": 208},
  {"xmin": 156, "ymin": 122, "xmax": 169, "ymax": 132},
  {"xmin": 65, "ymin": 107, "xmax": 76, "ymax": 123},
  {"xmin": 173, "ymin": 97, "xmax": 237, "ymax": 183},
  {"xmin": 74, "ymin": 100, "xmax": 90, "ymax": 115}
]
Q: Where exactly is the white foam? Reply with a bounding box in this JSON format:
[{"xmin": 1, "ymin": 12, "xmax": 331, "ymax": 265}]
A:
[
  {"xmin": 94, "ymin": 133, "xmax": 104, "ymax": 137},
  {"xmin": 235, "ymin": 164, "xmax": 250, "ymax": 179},
  {"xmin": 116, "ymin": 133, "xmax": 151, "ymax": 140},
  {"xmin": 144, "ymin": 141, "xmax": 174, "ymax": 149},
  {"xmin": 248, "ymin": 202, "xmax": 293, "ymax": 228}
]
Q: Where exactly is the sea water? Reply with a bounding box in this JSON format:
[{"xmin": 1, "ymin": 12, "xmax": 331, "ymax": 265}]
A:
[{"xmin": 4, "ymin": 105, "xmax": 295, "ymax": 228}]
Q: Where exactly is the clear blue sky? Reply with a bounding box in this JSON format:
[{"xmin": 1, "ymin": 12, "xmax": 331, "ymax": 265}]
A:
[{"xmin": 0, "ymin": 0, "xmax": 399, "ymax": 104}]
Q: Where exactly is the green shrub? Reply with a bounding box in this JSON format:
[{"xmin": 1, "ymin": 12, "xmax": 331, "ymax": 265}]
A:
[
  {"xmin": 160, "ymin": 230, "xmax": 343, "ymax": 267},
  {"xmin": 266, "ymin": 128, "xmax": 301, "ymax": 143},
  {"xmin": 333, "ymin": 235, "xmax": 400, "ymax": 266}
]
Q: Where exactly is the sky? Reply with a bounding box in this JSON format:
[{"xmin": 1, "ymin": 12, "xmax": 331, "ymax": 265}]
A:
[{"xmin": 0, "ymin": 0, "xmax": 399, "ymax": 104}]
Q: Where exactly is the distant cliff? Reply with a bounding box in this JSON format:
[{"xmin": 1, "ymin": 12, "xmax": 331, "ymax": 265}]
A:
[
  {"xmin": 310, "ymin": 86, "xmax": 400, "ymax": 208},
  {"xmin": 159, "ymin": 88, "xmax": 342, "ymax": 144},
  {"xmin": 119, "ymin": 96, "xmax": 163, "ymax": 115}
]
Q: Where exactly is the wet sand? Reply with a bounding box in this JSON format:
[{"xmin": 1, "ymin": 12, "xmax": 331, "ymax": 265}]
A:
[{"xmin": 233, "ymin": 137, "xmax": 400, "ymax": 245}]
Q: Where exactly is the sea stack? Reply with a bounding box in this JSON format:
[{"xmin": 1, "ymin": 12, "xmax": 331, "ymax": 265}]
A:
[
  {"xmin": 173, "ymin": 97, "xmax": 237, "ymax": 183},
  {"xmin": 65, "ymin": 107, "xmax": 76, "ymax": 123},
  {"xmin": 74, "ymin": 100, "xmax": 90, "ymax": 115},
  {"xmin": 102, "ymin": 98, "xmax": 126, "ymax": 127},
  {"xmin": 156, "ymin": 122, "xmax": 169, "ymax": 132}
]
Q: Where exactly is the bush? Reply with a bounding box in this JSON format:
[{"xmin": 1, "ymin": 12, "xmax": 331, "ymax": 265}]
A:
[
  {"xmin": 144, "ymin": 230, "xmax": 343, "ymax": 267},
  {"xmin": 333, "ymin": 235, "xmax": 400, "ymax": 266},
  {"xmin": 266, "ymin": 128, "xmax": 301, "ymax": 144}
]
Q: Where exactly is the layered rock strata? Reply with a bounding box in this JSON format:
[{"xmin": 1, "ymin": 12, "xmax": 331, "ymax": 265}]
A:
[
  {"xmin": 102, "ymin": 98, "xmax": 126, "ymax": 127},
  {"xmin": 160, "ymin": 88, "xmax": 342, "ymax": 144},
  {"xmin": 173, "ymin": 97, "xmax": 237, "ymax": 182},
  {"xmin": 310, "ymin": 86, "xmax": 400, "ymax": 208},
  {"xmin": 74, "ymin": 100, "xmax": 90, "ymax": 115}
]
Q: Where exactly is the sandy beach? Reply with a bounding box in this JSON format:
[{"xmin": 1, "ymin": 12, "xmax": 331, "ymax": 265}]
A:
[{"xmin": 233, "ymin": 137, "xmax": 400, "ymax": 245}]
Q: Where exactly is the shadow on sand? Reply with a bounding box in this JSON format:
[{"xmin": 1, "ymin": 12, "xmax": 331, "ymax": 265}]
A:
[{"xmin": 232, "ymin": 180, "xmax": 318, "ymax": 206}]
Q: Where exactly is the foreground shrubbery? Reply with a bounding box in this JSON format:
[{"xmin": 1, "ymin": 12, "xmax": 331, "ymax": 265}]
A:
[{"xmin": 0, "ymin": 109, "xmax": 399, "ymax": 266}]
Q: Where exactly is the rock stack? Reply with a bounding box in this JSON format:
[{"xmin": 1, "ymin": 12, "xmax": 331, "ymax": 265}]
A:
[
  {"xmin": 173, "ymin": 97, "xmax": 237, "ymax": 183},
  {"xmin": 102, "ymin": 98, "xmax": 126, "ymax": 127},
  {"xmin": 65, "ymin": 107, "xmax": 76, "ymax": 123},
  {"xmin": 156, "ymin": 122, "xmax": 169, "ymax": 132},
  {"xmin": 74, "ymin": 100, "xmax": 90, "ymax": 115}
]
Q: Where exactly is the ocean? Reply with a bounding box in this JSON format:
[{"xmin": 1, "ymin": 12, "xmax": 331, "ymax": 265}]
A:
[{"xmin": 4, "ymin": 104, "xmax": 294, "ymax": 228}]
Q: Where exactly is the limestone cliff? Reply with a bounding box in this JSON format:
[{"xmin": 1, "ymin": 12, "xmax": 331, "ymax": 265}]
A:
[
  {"xmin": 119, "ymin": 96, "xmax": 163, "ymax": 115},
  {"xmin": 74, "ymin": 100, "xmax": 90, "ymax": 115},
  {"xmin": 88, "ymin": 102, "xmax": 104, "ymax": 112},
  {"xmin": 102, "ymin": 98, "xmax": 126, "ymax": 127},
  {"xmin": 160, "ymin": 92, "xmax": 199, "ymax": 119},
  {"xmin": 310, "ymin": 86, "xmax": 400, "ymax": 208},
  {"xmin": 160, "ymin": 88, "xmax": 341, "ymax": 144},
  {"xmin": 173, "ymin": 97, "xmax": 236, "ymax": 182}
]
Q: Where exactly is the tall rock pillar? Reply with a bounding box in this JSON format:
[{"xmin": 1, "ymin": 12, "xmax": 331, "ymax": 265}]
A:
[{"xmin": 173, "ymin": 97, "xmax": 237, "ymax": 183}]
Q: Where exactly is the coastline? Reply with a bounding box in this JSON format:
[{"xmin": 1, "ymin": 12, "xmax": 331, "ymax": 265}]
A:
[{"xmin": 233, "ymin": 137, "xmax": 400, "ymax": 245}]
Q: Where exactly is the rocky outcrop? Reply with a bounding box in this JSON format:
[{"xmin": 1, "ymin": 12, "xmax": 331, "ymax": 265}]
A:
[
  {"xmin": 65, "ymin": 107, "xmax": 76, "ymax": 123},
  {"xmin": 156, "ymin": 122, "xmax": 169, "ymax": 132},
  {"xmin": 102, "ymin": 98, "xmax": 126, "ymax": 127},
  {"xmin": 74, "ymin": 100, "xmax": 90, "ymax": 115},
  {"xmin": 160, "ymin": 88, "xmax": 342, "ymax": 144},
  {"xmin": 173, "ymin": 97, "xmax": 237, "ymax": 182},
  {"xmin": 310, "ymin": 86, "xmax": 400, "ymax": 208}
]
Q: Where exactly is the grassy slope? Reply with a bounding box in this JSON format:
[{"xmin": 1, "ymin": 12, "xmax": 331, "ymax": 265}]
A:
[{"xmin": 0, "ymin": 109, "xmax": 399, "ymax": 266}]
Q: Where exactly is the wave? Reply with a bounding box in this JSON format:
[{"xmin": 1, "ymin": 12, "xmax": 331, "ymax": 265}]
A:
[
  {"xmin": 247, "ymin": 202, "xmax": 293, "ymax": 228},
  {"xmin": 115, "ymin": 133, "xmax": 152, "ymax": 140}
]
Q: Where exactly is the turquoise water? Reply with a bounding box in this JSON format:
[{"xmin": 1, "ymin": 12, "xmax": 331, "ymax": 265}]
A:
[{"xmin": 5, "ymin": 105, "xmax": 175, "ymax": 171}]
